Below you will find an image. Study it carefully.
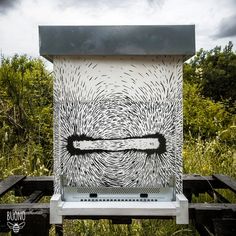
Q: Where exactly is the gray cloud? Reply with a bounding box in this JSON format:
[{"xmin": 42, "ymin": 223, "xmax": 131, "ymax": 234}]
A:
[
  {"xmin": 147, "ymin": 0, "xmax": 165, "ymax": 7},
  {"xmin": 0, "ymin": 0, "xmax": 20, "ymax": 14},
  {"xmin": 215, "ymin": 14, "xmax": 236, "ymax": 38},
  {"xmin": 230, "ymin": 0, "xmax": 236, "ymax": 7},
  {"xmin": 57, "ymin": 0, "xmax": 130, "ymax": 9},
  {"xmin": 56, "ymin": 0, "xmax": 165, "ymax": 9}
]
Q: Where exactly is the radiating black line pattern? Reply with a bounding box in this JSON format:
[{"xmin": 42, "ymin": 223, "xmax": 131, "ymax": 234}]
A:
[{"xmin": 53, "ymin": 56, "xmax": 183, "ymax": 194}]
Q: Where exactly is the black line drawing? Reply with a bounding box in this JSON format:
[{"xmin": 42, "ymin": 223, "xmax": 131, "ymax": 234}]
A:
[
  {"xmin": 66, "ymin": 133, "xmax": 166, "ymax": 155},
  {"xmin": 53, "ymin": 56, "xmax": 183, "ymax": 193}
]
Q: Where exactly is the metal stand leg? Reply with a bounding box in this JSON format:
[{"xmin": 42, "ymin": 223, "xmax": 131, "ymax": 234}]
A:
[
  {"xmin": 55, "ymin": 224, "xmax": 63, "ymax": 236},
  {"xmin": 176, "ymin": 194, "xmax": 189, "ymax": 224},
  {"xmin": 50, "ymin": 194, "xmax": 63, "ymax": 224}
]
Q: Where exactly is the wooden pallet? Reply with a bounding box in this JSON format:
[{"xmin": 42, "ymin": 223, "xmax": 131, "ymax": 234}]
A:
[{"xmin": 0, "ymin": 174, "xmax": 236, "ymax": 236}]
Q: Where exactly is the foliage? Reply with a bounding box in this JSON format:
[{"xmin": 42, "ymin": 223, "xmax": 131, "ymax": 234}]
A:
[
  {"xmin": 58, "ymin": 219, "xmax": 197, "ymax": 236},
  {"xmin": 183, "ymin": 82, "xmax": 231, "ymax": 138},
  {"xmin": 0, "ymin": 43, "xmax": 236, "ymax": 235},
  {"xmin": 184, "ymin": 41, "xmax": 236, "ymax": 112},
  {"xmin": 183, "ymin": 136, "xmax": 236, "ymax": 177},
  {"xmin": 0, "ymin": 55, "xmax": 53, "ymax": 178}
]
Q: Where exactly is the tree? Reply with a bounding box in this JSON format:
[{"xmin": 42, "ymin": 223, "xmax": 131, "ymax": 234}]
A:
[
  {"xmin": 0, "ymin": 55, "xmax": 53, "ymax": 174},
  {"xmin": 184, "ymin": 42, "xmax": 236, "ymax": 113}
]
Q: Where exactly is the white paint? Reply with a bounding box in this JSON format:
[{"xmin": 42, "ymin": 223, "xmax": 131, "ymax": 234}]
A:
[
  {"xmin": 73, "ymin": 138, "xmax": 160, "ymax": 151},
  {"xmin": 53, "ymin": 55, "xmax": 183, "ymax": 192},
  {"xmin": 50, "ymin": 54, "xmax": 188, "ymax": 225},
  {"xmin": 50, "ymin": 193, "xmax": 189, "ymax": 224}
]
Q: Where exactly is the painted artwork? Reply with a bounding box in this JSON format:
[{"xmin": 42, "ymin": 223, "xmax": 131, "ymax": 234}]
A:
[{"xmin": 53, "ymin": 56, "xmax": 183, "ymax": 194}]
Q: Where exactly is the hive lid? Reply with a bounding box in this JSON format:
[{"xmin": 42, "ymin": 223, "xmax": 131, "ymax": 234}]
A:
[{"xmin": 39, "ymin": 25, "xmax": 195, "ymax": 62}]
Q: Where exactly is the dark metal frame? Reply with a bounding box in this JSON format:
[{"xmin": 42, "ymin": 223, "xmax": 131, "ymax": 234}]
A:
[
  {"xmin": 39, "ymin": 25, "xmax": 195, "ymax": 62},
  {"xmin": 0, "ymin": 174, "xmax": 236, "ymax": 236}
]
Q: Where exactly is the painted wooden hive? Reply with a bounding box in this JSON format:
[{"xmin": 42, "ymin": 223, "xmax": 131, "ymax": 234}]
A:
[{"xmin": 39, "ymin": 25, "xmax": 195, "ymax": 202}]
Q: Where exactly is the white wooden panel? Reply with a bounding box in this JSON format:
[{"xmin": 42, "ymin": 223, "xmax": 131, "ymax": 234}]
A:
[{"xmin": 53, "ymin": 56, "xmax": 183, "ymax": 194}]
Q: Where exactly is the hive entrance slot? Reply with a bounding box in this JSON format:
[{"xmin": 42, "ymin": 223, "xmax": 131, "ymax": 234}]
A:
[{"xmin": 89, "ymin": 193, "xmax": 98, "ymax": 198}]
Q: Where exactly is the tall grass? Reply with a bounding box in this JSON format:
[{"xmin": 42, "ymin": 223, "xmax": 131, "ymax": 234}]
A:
[
  {"xmin": 1, "ymin": 54, "xmax": 235, "ymax": 235},
  {"xmin": 51, "ymin": 219, "xmax": 197, "ymax": 236},
  {"xmin": 183, "ymin": 134, "xmax": 236, "ymax": 177},
  {"xmin": 1, "ymin": 126, "xmax": 235, "ymax": 235}
]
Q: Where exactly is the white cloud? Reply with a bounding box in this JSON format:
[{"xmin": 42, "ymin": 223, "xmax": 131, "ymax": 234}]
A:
[{"xmin": 0, "ymin": 0, "xmax": 235, "ymax": 59}]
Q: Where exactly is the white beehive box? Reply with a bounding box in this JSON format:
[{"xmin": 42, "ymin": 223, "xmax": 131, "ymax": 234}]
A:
[{"xmin": 39, "ymin": 25, "xmax": 195, "ymax": 224}]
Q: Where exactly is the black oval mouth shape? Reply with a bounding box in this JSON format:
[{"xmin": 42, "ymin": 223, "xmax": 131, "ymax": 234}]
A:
[{"xmin": 66, "ymin": 133, "xmax": 166, "ymax": 156}]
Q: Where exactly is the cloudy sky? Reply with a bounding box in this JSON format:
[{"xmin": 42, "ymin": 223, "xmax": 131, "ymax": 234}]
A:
[{"xmin": 0, "ymin": 0, "xmax": 236, "ymax": 61}]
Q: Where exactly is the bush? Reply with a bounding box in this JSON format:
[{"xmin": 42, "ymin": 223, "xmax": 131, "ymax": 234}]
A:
[
  {"xmin": 183, "ymin": 82, "xmax": 230, "ymax": 139},
  {"xmin": 0, "ymin": 55, "xmax": 53, "ymax": 178}
]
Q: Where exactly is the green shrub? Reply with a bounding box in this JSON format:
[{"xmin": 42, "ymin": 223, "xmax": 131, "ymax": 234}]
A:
[
  {"xmin": 183, "ymin": 82, "xmax": 230, "ymax": 139},
  {"xmin": 0, "ymin": 55, "xmax": 53, "ymax": 178}
]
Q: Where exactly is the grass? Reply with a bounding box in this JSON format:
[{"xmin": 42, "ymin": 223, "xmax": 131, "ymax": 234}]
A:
[
  {"xmin": 183, "ymin": 136, "xmax": 236, "ymax": 178},
  {"xmin": 50, "ymin": 219, "xmax": 198, "ymax": 236},
  {"xmin": 0, "ymin": 134, "xmax": 235, "ymax": 235}
]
